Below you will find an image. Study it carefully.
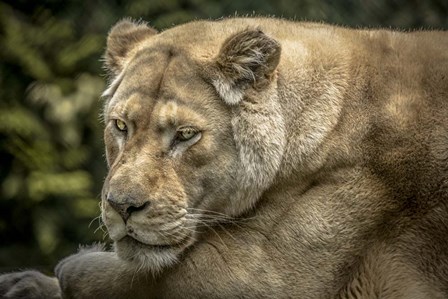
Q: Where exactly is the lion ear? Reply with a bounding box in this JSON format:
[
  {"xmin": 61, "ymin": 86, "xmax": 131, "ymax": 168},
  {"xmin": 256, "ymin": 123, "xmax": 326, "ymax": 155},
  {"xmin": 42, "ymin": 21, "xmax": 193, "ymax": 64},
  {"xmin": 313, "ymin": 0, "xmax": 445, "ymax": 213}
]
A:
[
  {"xmin": 105, "ymin": 19, "xmax": 157, "ymax": 75},
  {"xmin": 212, "ymin": 29, "xmax": 281, "ymax": 105}
]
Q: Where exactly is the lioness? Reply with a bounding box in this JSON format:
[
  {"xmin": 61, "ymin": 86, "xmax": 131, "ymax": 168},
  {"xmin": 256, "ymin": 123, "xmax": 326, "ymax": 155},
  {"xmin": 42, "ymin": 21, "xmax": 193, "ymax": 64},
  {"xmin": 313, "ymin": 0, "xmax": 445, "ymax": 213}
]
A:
[{"xmin": 1, "ymin": 17, "xmax": 447, "ymax": 299}]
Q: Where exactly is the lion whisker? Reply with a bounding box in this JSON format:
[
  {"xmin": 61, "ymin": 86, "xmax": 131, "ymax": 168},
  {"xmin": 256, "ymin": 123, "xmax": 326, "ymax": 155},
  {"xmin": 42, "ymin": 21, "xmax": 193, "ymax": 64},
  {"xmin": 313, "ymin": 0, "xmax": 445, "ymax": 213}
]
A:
[
  {"xmin": 186, "ymin": 208, "xmax": 233, "ymax": 217},
  {"xmin": 193, "ymin": 219, "xmax": 229, "ymax": 250},
  {"xmin": 88, "ymin": 215, "xmax": 102, "ymax": 229}
]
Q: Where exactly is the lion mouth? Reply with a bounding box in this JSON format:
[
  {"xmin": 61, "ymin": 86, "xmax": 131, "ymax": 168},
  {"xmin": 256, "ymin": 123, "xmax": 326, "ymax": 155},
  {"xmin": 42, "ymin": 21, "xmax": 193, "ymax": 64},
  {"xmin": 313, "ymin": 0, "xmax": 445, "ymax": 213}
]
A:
[{"xmin": 122, "ymin": 234, "xmax": 190, "ymax": 251}]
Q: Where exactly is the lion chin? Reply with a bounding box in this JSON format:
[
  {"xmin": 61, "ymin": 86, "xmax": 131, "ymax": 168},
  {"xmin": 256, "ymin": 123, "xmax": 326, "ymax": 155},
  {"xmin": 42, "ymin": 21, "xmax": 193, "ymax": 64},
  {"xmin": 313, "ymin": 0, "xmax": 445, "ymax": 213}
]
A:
[
  {"xmin": 114, "ymin": 237, "xmax": 180, "ymax": 274},
  {"xmin": 104, "ymin": 209, "xmax": 197, "ymax": 273}
]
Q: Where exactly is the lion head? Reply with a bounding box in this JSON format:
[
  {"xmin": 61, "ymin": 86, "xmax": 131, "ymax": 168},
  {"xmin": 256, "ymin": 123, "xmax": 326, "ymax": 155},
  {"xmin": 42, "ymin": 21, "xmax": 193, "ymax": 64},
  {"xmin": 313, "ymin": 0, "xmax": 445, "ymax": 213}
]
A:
[{"xmin": 100, "ymin": 19, "xmax": 286, "ymax": 273}]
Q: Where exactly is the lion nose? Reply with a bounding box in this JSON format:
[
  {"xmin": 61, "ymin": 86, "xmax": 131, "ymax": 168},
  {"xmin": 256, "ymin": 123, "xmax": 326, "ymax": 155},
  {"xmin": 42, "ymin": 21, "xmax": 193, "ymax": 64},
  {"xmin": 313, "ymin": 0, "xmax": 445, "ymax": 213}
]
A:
[{"xmin": 107, "ymin": 194, "xmax": 149, "ymax": 222}]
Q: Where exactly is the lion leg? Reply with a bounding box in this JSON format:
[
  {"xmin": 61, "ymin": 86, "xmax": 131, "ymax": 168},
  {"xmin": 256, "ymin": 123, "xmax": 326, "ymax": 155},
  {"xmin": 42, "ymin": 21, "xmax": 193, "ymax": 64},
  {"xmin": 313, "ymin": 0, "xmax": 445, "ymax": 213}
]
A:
[{"xmin": 56, "ymin": 249, "xmax": 154, "ymax": 299}]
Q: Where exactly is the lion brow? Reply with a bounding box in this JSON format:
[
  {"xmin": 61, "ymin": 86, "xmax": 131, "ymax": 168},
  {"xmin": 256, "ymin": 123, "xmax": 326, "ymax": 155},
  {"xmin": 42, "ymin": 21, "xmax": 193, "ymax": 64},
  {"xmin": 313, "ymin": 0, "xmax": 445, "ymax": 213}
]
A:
[{"xmin": 102, "ymin": 70, "xmax": 125, "ymax": 101}]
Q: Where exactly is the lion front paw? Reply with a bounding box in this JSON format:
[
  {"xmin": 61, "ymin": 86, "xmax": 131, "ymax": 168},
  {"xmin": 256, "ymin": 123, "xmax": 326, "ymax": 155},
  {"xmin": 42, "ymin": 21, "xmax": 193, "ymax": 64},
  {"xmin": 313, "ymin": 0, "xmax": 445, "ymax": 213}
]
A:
[
  {"xmin": 0, "ymin": 270, "xmax": 61, "ymax": 299},
  {"xmin": 55, "ymin": 244, "xmax": 116, "ymax": 299}
]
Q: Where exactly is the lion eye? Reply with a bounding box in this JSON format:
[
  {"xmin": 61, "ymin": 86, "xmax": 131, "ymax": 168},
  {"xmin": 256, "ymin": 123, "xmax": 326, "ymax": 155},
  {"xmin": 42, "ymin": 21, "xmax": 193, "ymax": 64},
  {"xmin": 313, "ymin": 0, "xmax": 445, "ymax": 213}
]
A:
[
  {"xmin": 177, "ymin": 127, "xmax": 198, "ymax": 141},
  {"xmin": 115, "ymin": 119, "xmax": 127, "ymax": 132}
]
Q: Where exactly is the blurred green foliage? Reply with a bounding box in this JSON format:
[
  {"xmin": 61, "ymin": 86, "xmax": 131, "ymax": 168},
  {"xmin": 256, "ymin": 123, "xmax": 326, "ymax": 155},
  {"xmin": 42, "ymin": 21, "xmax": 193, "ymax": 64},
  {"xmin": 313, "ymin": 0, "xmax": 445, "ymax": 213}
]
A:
[{"xmin": 0, "ymin": 0, "xmax": 447, "ymax": 272}]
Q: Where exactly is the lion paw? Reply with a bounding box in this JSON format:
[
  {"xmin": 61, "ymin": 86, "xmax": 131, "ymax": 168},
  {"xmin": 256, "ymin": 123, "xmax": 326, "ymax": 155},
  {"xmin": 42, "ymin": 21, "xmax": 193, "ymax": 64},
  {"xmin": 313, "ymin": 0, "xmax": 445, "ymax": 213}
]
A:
[{"xmin": 0, "ymin": 270, "xmax": 61, "ymax": 299}]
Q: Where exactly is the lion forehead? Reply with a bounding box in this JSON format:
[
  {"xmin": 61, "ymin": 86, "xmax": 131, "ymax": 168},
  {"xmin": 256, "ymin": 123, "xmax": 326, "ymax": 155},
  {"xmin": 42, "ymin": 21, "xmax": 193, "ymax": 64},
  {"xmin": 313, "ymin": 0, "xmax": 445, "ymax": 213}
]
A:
[{"xmin": 105, "ymin": 51, "xmax": 169, "ymax": 113}]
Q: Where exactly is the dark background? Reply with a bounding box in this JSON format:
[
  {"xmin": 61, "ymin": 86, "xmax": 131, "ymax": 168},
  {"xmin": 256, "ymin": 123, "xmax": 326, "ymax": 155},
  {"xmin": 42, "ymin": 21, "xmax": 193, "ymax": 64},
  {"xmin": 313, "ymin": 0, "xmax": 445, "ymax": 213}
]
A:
[{"xmin": 0, "ymin": 0, "xmax": 447, "ymax": 274}]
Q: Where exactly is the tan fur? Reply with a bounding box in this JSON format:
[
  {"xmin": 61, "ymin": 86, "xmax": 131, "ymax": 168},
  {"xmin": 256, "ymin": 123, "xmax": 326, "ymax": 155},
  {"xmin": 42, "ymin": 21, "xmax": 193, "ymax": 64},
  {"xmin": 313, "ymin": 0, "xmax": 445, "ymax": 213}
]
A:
[{"xmin": 5, "ymin": 17, "xmax": 447, "ymax": 299}]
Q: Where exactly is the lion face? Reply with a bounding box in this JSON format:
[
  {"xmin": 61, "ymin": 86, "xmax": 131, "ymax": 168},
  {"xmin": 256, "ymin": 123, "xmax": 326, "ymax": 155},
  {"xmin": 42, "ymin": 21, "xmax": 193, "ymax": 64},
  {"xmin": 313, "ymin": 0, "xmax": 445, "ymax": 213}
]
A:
[
  {"xmin": 101, "ymin": 51, "xmax": 239, "ymax": 272},
  {"xmin": 100, "ymin": 20, "xmax": 284, "ymax": 272}
]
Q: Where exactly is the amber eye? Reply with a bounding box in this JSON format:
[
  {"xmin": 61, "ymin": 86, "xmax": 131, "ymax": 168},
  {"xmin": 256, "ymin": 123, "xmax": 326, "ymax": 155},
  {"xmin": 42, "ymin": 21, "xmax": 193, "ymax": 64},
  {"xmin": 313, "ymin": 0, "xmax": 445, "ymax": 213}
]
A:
[
  {"xmin": 177, "ymin": 127, "xmax": 198, "ymax": 141},
  {"xmin": 115, "ymin": 119, "xmax": 127, "ymax": 132}
]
